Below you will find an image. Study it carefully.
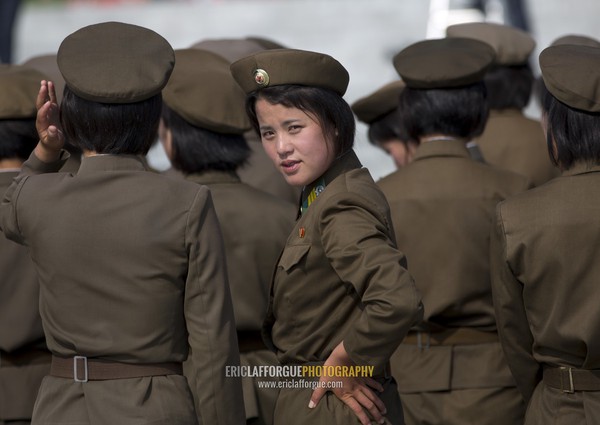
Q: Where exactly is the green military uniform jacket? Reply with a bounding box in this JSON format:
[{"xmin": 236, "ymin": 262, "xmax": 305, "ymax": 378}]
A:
[
  {"xmin": 263, "ymin": 150, "xmax": 422, "ymax": 424},
  {"xmin": 491, "ymin": 163, "xmax": 600, "ymax": 423},
  {"xmin": 186, "ymin": 170, "xmax": 295, "ymax": 331},
  {"xmin": 185, "ymin": 170, "xmax": 295, "ymax": 424},
  {"xmin": 475, "ymin": 109, "xmax": 559, "ymax": 186},
  {"xmin": 0, "ymin": 170, "xmax": 50, "ymax": 422},
  {"xmin": 0, "ymin": 152, "xmax": 244, "ymax": 425},
  {"xmin": 377, "ymin": 140, "xmax": 529, "ymax": 418}
]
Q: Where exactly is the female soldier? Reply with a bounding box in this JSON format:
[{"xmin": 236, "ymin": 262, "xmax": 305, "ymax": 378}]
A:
[
  {"xmin": 0, "ymin": 22, "xmax": 244, "ymax": 425},
  {"xmin": 377, "ymin": 38, "xmax": 530, "ymax": 425},
  {"xmin": 0, "ymin": 64, "xmax": 51, "ymax": 425},
  {"xmin": 352, "ymin": 80, "xmax": 484, "ymax": 168},
  {"xmin": 160, "ymin": 48, "xmax": 296, "ymax": 425},
  {"xmin": 230, "ymin": 49, "xmax": 423, "ymax": 425},
  {"xmin": 351, "ymin": 80, "xmax": 419, "ymax": 169},
  {"xmin": 446, "ymin": 22, "xmax": 559, "ymax": 186},
  {"xmin": 491, "ymin": 44, "xmax": 600, "ymax": 423}
]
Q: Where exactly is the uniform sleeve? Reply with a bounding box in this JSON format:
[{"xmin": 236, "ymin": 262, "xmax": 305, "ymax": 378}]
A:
[
  {"xmin": 183, "ymin": 187, "xmax": 245, "ymax": 425},
  {"xmin": 320, "ymin": 192, "xmax": 423, "ymax": 374},
  {"xmin": 0, "ymin": 150, "xmax": 68, "ymax": 245},
  {"xmin": 490, "ymin": 204, "xmax": 541, "ymax": 402}
]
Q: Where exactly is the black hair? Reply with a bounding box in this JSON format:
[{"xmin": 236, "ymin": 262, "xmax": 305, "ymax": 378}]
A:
[
  {"xmin": 245, "ymin": 85, "xmax": 355, "ymax": 157},
  {"xmin": 398, "ymin": 82, "xmax": 489, "ymax": 141},
  {"xmin": 161, "ymin": 105, "xmax": 250, "ymax": 174},
  {"xmin": 60, "ymin": 86, "xmax": 162, "ymax": 155},
  {"xmin": 367, "ymin": 107, "xmax": 412, "ymax": 146},
  {"xmin": 0, "ymin": 119, "xmax": 38, "ymax": 161},
  {"xmin": 484, "ymin": 64, "xmax": 534, "ymax": 110},
  {"xmin": 540, "ymin": 82, "xmax": 600, "ymax": 170}
]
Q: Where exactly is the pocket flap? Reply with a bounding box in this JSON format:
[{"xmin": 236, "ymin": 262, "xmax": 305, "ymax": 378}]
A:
[{"xmin": 278, "ymin": 244, "xmax": 311, "ymax": 271}]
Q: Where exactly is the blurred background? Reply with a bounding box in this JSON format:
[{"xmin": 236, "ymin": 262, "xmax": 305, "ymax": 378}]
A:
[{"xmin": 4, "ymin": 0, "xmax": 600, "ymax": 178}]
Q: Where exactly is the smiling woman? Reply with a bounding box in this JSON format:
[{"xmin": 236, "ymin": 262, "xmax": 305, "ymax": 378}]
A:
[{"xmin": 231, "ymin": 48, "xmax": 423, "ymax": 425}]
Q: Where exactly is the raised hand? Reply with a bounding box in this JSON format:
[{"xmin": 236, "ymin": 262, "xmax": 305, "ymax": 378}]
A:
[{"xmin": 35, "ymin": 80, "xmax": 65, "ymax": 162}]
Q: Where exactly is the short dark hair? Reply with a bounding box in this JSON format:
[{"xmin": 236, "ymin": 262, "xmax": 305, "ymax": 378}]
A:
[
  {"xmin": 398, "ymin": 82, "xmax": 489, "ymax": 141},
  {"xmin": 367, "ymin": 107, "xmax": 412, "ymax": 146},
  {"xmin": 0, "ymin": 119, "xmax": 38, "ymax": 161},
  {"xmin": 60, "ymin": 85, "xmax": 162, "ymax": 155},
  {"xmin": 245, "ymin": 85, "xmax": 355, "ymax": 157},
  {"xmin": 540, "ymin": 82, "xmax": 600, "ymax": 169},
  {"xmin": 484, "ymin": 64, "xmax": 534, "ymax": 110},
  {"xmin": 161, "ymin": 105, "xmax": 250, "ymax": 174}
]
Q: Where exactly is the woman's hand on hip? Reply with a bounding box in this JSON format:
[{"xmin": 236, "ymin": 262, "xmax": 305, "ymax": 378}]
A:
[{"xmin": 309, "ymin": 341, "xmax": 387, "ymax": 425}]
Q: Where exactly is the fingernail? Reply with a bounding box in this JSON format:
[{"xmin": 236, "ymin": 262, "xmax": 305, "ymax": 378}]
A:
[
  {"xmin": 379, "ymin": 419, "xmax": 386, "ymax": 424},
  {"xmin": 308, "ymin": 400, "xmax": 316, "ymax": 409}
]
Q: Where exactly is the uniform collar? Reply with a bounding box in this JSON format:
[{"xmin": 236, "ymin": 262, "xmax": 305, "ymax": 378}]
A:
[
  {"xmin": 412, "ymin": 139, "xmax": 471, "ymax": 162},
  {"xmin": 185, "ymin": 170, "xmax": 240, "ymax": 185},
  {"xmin": 76, "ymin": 154, "xmax": 148, "ymax": 175},
  {"xmin": 300, "ymin": 149, "xmax": 362, "ymax": 214},
  {"xmin": 561, "ymin": 162, "xmax": 600, "ymax": 177}
]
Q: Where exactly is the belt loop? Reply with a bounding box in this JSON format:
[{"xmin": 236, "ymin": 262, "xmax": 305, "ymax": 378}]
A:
[
  {"xmin": 560, "ymin": 366, "xmax": 574, "ymax": 393},
  {"xmin": 74, "ymin": 356, "xmax": 88, "ymax": 383},
  {"xmin": 417, "ymin": 331, "xmax": 430, "ymax": 350}
]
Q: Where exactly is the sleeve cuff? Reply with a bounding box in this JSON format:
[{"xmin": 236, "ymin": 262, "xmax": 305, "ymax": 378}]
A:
[{"xmin": 23, "ymin": 149, "xmax": 70, "ymax": 174}]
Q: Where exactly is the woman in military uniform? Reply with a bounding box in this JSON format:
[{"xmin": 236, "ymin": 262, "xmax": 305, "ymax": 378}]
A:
[
  {"xmin": 230, "ymin": 49, "xmax": 423, "ymax": 425},
  {"xmin": 0, "ymin": 64, "xmax": 51, "ymax": 425},
  {"xmin": 160, "ymin": 48, "xmax": 296, "ymax": 425},
  {"xmin": 377, "ymin": 38, "xmax": 530, "ymax": 425},
  {"xmin": 351, "ymin": 80, "xmax": 419, "ymax": 169},
  {"xmin": 352, "ymin": 79, "xmax": 484, "ymax": 169},
  {"xmin": 446, "ymin": 22, "xmax": 560, "ymax": 186},
  {"xmin": 491, "ymin": 44, "xmax": 600, "ymax": 423},
  {"xmin": 0, "ymin": 22, "xmax": 244, "ymax": 425}
]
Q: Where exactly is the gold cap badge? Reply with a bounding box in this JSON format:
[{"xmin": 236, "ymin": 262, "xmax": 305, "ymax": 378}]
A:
[{"xmin": 253, "ymin": 68, "xmax": 270, "ymax": 87}]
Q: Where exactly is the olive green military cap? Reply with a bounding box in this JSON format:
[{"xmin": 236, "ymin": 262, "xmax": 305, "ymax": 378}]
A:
[
  {"xmin": 230, "ymin": 48, "xmax": 350, "ymax": 96},
  {"xmin": 539, "ymin": 44, "xmax": 600, "ymax": 112},
  {"xmin": 57, "ymin": 22, "xmax": 175, "ymax": 104},
  {"xmin": 446, "ymin": 22, "xmax": 535, "ymax": 65},
  {"xmin": 0, "ymin": 64, "xmax": 47, "ymax": 119},
  {"xmin": 393, "ymin": 38, "xmax": 495, "ymax": 89},
  {"xmin": 551, "ymin": 34, "xmax": 600, "ymax": 48},
  {"xmin": 22, "ymin": 53, "xmax": 65, "ymax": 103},
  {"xmin": 163, "ymin": 49, "xmax": 251, "ymax": 135},
  {"xmin": 351, "ymin": 80, "xmax": 405, "ymax": 124},
  {"xmin": 190, "ymin": 38, "xmax": 266, "ymax": 63}
]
